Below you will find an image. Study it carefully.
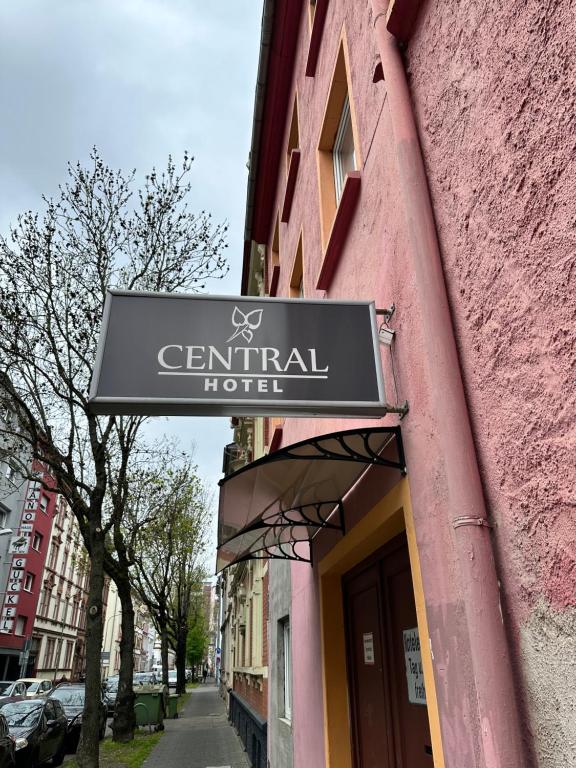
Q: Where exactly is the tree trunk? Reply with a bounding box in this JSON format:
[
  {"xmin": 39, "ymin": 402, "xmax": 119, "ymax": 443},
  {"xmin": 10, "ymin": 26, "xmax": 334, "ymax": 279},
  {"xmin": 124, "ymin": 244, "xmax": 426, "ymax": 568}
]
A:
[
  {"xmin": 112, "ymin": 577, "xmax": 135, "ymax": 743},
  {"xmin": 77, "ymin": 536, "xmax": 105, "ymax": 768},
  {"xmin": 160, "ymin": 619, "xmax": 169, "ymax": 687},
  {"xmin": 176, "ymin": 625, "xmax": 187, "ymax": 694}
]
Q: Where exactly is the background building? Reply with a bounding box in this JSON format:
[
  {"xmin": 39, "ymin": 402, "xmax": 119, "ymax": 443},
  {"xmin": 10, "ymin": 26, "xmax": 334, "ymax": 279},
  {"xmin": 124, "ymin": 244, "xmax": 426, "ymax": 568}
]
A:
[
  {"xmin": 0, "ymin": 400, "xmax": 57, "ymax": 679},
  {"xmin": 218, "ymin": 416, "xmax": 268, "ymax": 768},
  {"xmin": 33, "ymin": 496, "xmax": 91, "ymax": 681},
  {"xmin": 102, "ymin": 582, "xmax": 155, "ymax": 679}
]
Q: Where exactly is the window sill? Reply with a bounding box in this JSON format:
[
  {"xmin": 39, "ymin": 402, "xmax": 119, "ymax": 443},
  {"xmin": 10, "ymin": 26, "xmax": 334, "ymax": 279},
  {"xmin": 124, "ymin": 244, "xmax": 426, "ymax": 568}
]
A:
[
  {"xmin": 306, "ymin": 0, "xmax": 329, "ymax": 77},
  {"xmin": 281, "ymin": 150, "xmax": 300, "ymax": 224},
  {"xmin": 278, "ymin": 716, "xmax": 292, "ymax": 728},
  {"xmin": 316, "ymin": 171, "xmax": 361, "ymax": 291}
]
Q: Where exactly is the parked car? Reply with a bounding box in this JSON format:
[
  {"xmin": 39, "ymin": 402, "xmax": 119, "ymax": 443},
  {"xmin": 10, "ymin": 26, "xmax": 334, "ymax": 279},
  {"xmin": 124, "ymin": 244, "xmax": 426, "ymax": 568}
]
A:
[
  {"xmin": 133, "ymin": 672, "xmax": 157, "ymax": 687},
  {"xmin": 0, "ymin": 685, "xmax": 26, "ymax": 701},
  {"xmin": 167, "ymin": 670, "xmax": 177, "ymax": 689},
  {"xmin": 0, "ymin": 712, "xmax": 15, "ymax": 768},
  {"xmin": 0, "ymin": 696, "xmax": 67, "ymax": 767},
  {"xmin": 48, "ymin": 684, "xmax": 107, "ymax": 751},
  {"xmin": 13, "ymin": 680, "xmax": 52, "ymax": 699},
  {"xmin": 102, "ymin": 676, "xmax": 118, "ymax": 717}
]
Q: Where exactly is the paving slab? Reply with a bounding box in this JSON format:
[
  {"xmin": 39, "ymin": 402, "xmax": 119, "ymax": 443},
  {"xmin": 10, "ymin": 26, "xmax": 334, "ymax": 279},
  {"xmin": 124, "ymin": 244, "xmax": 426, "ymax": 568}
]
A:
[{"xmin": 144, "ymin": 684, "xmax": 250, "ymax": 768}]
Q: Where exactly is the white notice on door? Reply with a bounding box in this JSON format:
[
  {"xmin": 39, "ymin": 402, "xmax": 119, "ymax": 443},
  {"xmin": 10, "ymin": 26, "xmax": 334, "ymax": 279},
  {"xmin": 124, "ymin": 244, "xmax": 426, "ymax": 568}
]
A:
[
  {"xmin": 362, "ymin": 632, "xmax": 375, "ymax": 665},
  {"xmin": 403, "ymin": 627, "xmax": 427, "ymax": 705}
]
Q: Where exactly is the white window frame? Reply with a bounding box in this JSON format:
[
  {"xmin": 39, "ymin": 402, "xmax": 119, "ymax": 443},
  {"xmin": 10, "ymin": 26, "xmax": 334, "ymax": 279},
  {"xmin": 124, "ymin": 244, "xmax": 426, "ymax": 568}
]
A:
[
  {"xmin": 24, "ymin": 573, "xmax": 34, "ymax": 592},
  {"xmin": 32, "ymin": 532, "xmax": 42, "ymax": 551},
  {"xmin": 333, "ymin": 95, "xmax": 356, "ymax": 204}
]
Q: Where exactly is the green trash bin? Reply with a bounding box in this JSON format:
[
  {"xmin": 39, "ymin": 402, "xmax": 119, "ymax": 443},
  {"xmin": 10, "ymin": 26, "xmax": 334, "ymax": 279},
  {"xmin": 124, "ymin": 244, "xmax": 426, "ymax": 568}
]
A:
[
  {"xmin": 134, "ymin": 689, "xmax": 165, "ymax": 730},
  {"xmin": 167, "ymin": 694, "xmax": 179, "ymax": 719}
]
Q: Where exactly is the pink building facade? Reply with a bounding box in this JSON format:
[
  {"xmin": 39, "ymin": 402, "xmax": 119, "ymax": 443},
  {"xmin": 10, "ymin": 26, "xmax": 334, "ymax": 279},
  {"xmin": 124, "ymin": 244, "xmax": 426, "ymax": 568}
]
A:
[
  {"xmin": 235, "ymin": 2, "xmax": 575, "ymax": 768},
  {"xmin": 0, "ymin": 460, "xmax": 57, "ymax": 678}
]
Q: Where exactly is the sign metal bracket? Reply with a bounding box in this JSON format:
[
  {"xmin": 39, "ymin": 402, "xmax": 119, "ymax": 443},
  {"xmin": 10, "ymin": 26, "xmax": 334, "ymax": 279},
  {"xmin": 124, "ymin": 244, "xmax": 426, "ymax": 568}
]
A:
[{"xmin": 376, "ymin": 304, "xmax": 409, "ymax": 419}]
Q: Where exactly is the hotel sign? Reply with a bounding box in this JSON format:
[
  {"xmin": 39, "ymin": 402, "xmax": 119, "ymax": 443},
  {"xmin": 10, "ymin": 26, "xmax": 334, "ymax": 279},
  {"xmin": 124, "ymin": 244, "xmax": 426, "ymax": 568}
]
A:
[{"xmin": 89, "ymin": 291, "xmax": 387, "ymax": 417}]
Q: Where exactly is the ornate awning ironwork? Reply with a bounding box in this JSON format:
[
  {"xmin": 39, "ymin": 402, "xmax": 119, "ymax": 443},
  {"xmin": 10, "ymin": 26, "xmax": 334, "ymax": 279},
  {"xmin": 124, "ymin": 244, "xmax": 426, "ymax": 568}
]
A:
[{"xmin": 216, "ymin": 427, "xmax": 406, "ymax": 572}]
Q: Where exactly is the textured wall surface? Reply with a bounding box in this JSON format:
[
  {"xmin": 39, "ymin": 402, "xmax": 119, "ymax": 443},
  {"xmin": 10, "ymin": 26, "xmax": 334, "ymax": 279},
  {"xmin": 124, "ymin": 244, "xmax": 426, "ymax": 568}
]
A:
[
  {"xmin": 407, "ymin": 1, "xmax": 576, "ymax": 764},
  {"xmin": 254, "ymin": 0, "xmax": 575, "ymax": 765}
]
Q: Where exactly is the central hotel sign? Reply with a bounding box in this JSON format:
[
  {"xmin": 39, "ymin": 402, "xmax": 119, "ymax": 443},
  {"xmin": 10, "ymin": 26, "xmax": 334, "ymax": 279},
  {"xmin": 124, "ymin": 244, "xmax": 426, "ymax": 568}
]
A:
[{"xmin": 89, "ymin": 291, "xmax": 387, "ymax": 417}]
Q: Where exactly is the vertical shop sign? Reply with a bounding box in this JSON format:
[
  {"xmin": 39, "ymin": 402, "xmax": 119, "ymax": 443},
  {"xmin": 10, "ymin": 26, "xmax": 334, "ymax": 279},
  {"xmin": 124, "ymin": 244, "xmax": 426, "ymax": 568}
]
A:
[
  {"xmin": 0, "ymin": 476, "xmax": 41, "ymax": 633},
  {"xmin": 403, "ymin": 627, "xmax": 427, "ymax": 705}
]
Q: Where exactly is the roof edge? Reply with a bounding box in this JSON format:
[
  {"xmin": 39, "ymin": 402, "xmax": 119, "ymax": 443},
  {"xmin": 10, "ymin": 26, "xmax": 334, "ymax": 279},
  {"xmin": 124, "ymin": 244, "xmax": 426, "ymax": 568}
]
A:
[{"xmin": 241, "ymin": 1, "xmax": 303, "ymax": 295}]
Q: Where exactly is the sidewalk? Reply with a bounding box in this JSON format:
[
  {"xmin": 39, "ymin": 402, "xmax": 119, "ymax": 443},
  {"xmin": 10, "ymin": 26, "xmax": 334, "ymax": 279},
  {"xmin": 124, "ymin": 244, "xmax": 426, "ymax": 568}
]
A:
[{"xmin": 144, "ymin": 684, "xmax": 250, "ymax": 768}]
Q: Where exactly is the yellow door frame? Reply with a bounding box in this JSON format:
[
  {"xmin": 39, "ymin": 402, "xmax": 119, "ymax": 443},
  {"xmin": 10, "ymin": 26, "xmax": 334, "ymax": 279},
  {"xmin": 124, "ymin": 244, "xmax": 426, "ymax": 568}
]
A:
[{"xmin": 318, "ymin": 478, "xmax": 445, "ymax": 768}]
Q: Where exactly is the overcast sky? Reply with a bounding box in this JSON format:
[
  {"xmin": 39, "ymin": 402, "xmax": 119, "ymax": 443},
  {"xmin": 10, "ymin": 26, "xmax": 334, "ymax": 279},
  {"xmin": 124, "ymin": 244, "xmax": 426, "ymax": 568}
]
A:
[{"xmin": 0, "ymin": 0, "xmax": 263, "ymax": 567}]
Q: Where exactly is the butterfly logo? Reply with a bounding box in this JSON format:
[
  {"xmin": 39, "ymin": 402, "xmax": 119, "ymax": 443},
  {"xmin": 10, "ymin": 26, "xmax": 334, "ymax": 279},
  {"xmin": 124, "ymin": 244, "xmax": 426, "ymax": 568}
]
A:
[{"xmin": 226, "ymin": 306, "xmax": 264, "ymax": 343}]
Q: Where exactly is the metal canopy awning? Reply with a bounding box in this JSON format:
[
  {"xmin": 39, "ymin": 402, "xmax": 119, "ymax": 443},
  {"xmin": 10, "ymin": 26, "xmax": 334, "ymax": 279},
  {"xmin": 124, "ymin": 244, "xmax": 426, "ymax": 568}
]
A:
[{"xmin": 216, "ymin": 427, "xmax": 406, "ymax": 573}]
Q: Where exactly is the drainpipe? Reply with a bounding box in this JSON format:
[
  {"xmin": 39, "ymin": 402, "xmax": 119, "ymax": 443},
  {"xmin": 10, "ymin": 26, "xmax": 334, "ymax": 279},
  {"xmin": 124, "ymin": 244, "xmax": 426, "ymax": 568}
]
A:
[{"xmin": 370, "ymin": 6, "xmax": 525, "ymax": 767}]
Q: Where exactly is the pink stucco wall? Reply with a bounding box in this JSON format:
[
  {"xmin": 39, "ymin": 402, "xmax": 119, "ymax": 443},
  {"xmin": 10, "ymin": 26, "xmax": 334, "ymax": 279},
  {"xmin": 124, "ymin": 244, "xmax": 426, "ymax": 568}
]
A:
[{"xmin": 259, "ymin": 1, "xmax": 575, "ymax": 766}]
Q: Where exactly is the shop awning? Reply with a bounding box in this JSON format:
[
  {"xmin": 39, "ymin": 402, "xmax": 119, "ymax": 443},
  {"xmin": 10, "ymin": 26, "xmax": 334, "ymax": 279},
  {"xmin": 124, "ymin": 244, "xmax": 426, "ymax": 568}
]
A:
[{"xmin": 216, "ymin": 427, "xmax": 406, "ymax": 573}]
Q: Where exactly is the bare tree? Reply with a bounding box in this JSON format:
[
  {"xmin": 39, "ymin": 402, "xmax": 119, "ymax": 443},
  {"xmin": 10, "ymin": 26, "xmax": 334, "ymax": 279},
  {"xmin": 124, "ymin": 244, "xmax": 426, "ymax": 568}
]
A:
[
  {"xmin": 128, "ymin": 451, "xmax": 211, "ymax": 694},
  {"xmin": 0, "ymin": 149, "xmax": 227, "ymax": 767}
]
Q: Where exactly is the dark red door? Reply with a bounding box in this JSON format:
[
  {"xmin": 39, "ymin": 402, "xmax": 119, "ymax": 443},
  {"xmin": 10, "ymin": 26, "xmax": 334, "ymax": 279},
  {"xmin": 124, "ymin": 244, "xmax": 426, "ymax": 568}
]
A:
[{"xmin": 343, "ymin": 533, "xmax": 433, "ymax": 767}]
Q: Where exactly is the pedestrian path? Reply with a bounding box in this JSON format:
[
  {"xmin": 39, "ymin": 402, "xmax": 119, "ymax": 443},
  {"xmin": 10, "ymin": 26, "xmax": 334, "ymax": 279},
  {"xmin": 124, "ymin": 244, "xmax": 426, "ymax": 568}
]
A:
[{"xmin": 144, "ymin": 684, "xmax": 250, "ymax": 768}]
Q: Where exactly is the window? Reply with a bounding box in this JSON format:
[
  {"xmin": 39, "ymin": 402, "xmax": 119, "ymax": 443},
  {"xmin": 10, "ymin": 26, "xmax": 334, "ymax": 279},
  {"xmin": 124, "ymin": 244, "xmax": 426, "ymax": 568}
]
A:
[
  {"xmin": 32, "ymin": 532, "xmax": 42, "ymax": 552},
  {"xmin": 3, "ymin": 464, "xmax": 16, "ymax": 484},
  {"xmin": 39, "ymin": 588, "xmax": 51, "ymax": 618},
  {"xmin": 0, "ymin": 503, "xmax": 8, "ymax": 529},
  {"xmin": 309, "ymin": 0, "xmax": 317, "ymax": 26},
  {"xmin": 39, "ymin": 495, "xmax": 49, "ymax": 514},
  {"xmin": 268, "ymin": 214, "xmax": 280, "ymax": 296},
  {"xmin": 333, "ymin": 95, "xmax": 356, "ymax": 204},
  {"xmin": 15, "ymin": 616, "xmax": 26, "ymax": 636},
  {"xmin": 55, "ymin": 500, "xmax": 66, "ymax": 529},
  {"xmin": 54, "ymin": 639, "xmax": 63, "ymax": 670},
  {"xmin": 62, "ymin": 547, "xmax": 69, "ymax": 576},
  {"xmin": 24, "ymin": 573, "xmax": 34, "ymax": 592},
  {"xmin": 279, "ymin": 618, "xmax": 292, "ymax": 721},
  {"xmin": 52, "ymin": 592, "xmax": 61, "ymax": 620},
  {"xmin": 64, "ymin": 640, "xmax": 74, "ymax": 670},
  {"xmin": 70, "ymin": 600, "xmax": 79, "ymax": 628},
  {"xmin": 286, "ymin": 96, "xmax": 300, "ymax": 175},
  {"xmin": 290, "ymin": 235, "xmax": 304, "ymax": 298},
  {"xmin": 48, "ymin": 540, "xmax": 60, "ymax": 570},
  {"xmin": 317, "ymin": 35, "xmax": 361, "ymax": 250},
  {"xmin": 44, "ymin": 637, "xmax": 56, "ymax": 668}
]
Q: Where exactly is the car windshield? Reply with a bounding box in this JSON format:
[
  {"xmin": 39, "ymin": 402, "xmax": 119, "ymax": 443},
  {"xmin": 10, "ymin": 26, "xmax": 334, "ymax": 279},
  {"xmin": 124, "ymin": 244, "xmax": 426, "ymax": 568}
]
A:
[
  {"xmin": 23, "ymin": 682, "xmax": 38, "ymax": 691},
  {"xmin": 0, "ymin": 683, "xmax": 12, "ymax": 694},
  {"xmin": 105, "ymin": 679, "xmax": 118, "ymax": 692},
  {"xmin": 51, "ymin": 689, "xmax": 85, "ymax": 706},
  {"xmin": 0, "ymin": 702, "xmax": 43, "ymax": 728}
]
